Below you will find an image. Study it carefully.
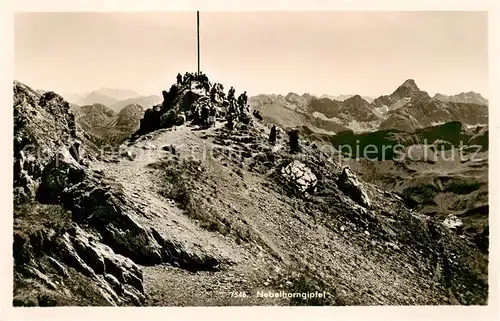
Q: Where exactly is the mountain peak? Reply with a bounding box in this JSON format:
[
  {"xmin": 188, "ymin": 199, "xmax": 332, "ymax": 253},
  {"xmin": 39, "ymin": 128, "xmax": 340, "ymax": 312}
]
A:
[
  {"xmin": 399, "ymin": 79, "xmax": 420, "ymax": 91},
  {"xmin": 402, "ymin": 78, "xmax": 417, "ymax": 86},
  {"xmin": 392, "ymin": 79, "xmax": 421, "ymax": 98}
]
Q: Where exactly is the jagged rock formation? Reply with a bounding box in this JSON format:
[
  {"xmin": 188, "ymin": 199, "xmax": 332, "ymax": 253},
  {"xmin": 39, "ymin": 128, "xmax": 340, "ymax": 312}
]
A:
[
  {"xmin": 13, "ymin": 77, "xmax": 488, "ymax": 307},
  {"xmin": 284, "ymin": 92, "xmax": 313, "ymax": 108},
  {"xmin": 371, "ymin": 79, "xmax": 431, "ymax": 112}
]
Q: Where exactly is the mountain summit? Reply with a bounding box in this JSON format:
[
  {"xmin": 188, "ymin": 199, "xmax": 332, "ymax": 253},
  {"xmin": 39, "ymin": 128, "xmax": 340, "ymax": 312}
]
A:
[{"xmin": 391, "ymin": 79, "xmax": 422, "ymax": 99}]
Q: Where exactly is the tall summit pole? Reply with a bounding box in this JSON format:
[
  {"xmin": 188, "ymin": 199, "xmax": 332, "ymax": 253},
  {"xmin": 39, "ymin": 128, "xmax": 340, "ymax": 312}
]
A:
[{"xmin": 197, "ymin": 11, "xmax": 200, "ymax": 75}]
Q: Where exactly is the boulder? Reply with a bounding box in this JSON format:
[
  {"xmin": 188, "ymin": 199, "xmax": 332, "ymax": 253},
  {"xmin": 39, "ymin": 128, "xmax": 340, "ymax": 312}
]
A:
[
  {"xmin": 281, "ymin": 160, "xmax": 317, "ymax": 194},
  {"xmin": 337, "ymin": 166, "xmax": 371, "ymax": 208},
  {"xmin": 443, "ymin": 214, "xmax": 464, "ymax": 233},
  {"xmin": 121, "ymin": 149, "xmax": 136, "ymax": 161}
]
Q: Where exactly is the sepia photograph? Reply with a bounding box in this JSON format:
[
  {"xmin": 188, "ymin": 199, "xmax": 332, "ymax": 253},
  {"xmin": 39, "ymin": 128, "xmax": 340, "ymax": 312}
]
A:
[{"xmin": 10, "ymin": 9, "xmax": 491, "ymax": 309}]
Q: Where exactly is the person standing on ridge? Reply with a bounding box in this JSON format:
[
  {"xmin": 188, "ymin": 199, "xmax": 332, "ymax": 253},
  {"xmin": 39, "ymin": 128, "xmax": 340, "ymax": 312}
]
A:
[
  {"xmin": 239, "ymin": 101, "xmax": 245, "ymax": 115},
  {"xmin": 288, "ymin": 129, "xmax": 300, "ymax": 154},
  {"xmin": 210, "ymin": 86, "xmax": 218, "ymax": 103},
  {"xmin": 201, "ymin": 104, "xmax": 210, "ymax": 129},
  {"xmin": 226, "ymin": 113, "xmax": 234, "ymax": 130},
  {"xmin": 219, "ymin": 84, "xmax": 226, "ymax": 100},
  {"xmin": 228, "ymin": 87, "xmax": 235, "ymax": 101},
  {"xmin": 228, "ymin": 100, "xmax": 235, "ymax": 116},
  {"xmin": 242, "ymin": 91, "xmax": 248, "ymax": 106},
  {"xmin": 176, "ymin": 73, "xmax": 183, "ymax": 85},
  {"xmin": 237, "ymin": 93, "xmax": 245, "ymax": 109},
  {"xmin": 221, "ymin": 100, "xmax": 229, "ymax": 118},
  {"xmin": 269, "ymin": 125, "xmax": 277, "ymax": 145},
  {"xmin": 209, "ymin": 104, "xmax": 217, "ymax": 127}
]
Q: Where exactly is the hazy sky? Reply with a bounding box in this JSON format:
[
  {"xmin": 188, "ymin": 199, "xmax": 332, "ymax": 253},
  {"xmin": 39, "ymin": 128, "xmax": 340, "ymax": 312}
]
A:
[{"xmin": 14, "ymin": 11, "xmax": 488, "ymax": 98}]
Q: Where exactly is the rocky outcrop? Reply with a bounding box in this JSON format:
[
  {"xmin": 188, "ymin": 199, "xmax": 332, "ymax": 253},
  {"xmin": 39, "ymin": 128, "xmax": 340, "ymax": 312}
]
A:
[
  {"xmin": 36, "ymin": 149, "xmax": 86, "ymax": 204},
  {"xmin": 135, "ymin": 80, "xmax": 206, "ymax": 136},
  {"xmin": 137, "ymin": 105, "xmax": 163, "ymax": 135},
  {"xmin": 13, "ymin": 218, "xmax": 145, "ymax": 306},
  {"xmin": 41, "ymin": 154, "xmax": 228, "ymax": 271},
  {"xmin": 14, "ymin": 81, "xmax": 83, "ymax": 203},
  {"xmin": 336, "ymin": 166, "xmax": 371, "ymax": 208}
]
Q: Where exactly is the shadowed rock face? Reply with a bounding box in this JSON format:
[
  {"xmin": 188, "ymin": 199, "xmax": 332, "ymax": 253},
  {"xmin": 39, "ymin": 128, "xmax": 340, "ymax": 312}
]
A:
[{"xmin": 13, "ymin": 79, "xmax": 488, "ymax": 306}]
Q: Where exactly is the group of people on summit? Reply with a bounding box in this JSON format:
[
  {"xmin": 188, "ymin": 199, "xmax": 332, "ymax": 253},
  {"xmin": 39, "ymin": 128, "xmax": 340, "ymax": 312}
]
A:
[
  {"xmin": 177, "ymin": 72, "xmax": 209, "ymax": 87},
  {"xmin": 176, "ymin": 72, "xmax": 251, "ymax": 130},
  {"xmin": 170, "ymin": 72, "xmax": 298, "ymax": 153}
]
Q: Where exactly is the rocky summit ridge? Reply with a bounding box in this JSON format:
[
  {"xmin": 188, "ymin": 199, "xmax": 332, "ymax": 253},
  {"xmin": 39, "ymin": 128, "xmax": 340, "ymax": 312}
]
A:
[{"xmin": 13, "ymin": 76, "xmax": 488, "ymax": 306}]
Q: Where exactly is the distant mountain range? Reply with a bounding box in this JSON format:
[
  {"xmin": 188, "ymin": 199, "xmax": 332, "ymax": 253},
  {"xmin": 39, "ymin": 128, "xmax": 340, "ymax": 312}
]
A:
[
  {"xmin": 249, "ymin": 79, "xmax": 488, "ymax": 134},
  {"xmin": 320, "ymin": 94, "xmax": 375, "ymax": 103},
  {"xmin": 433, "ymin": 92, "xmax": 488, "ymax": 105},
  {"xmin": 63, "ymin": 88, "xmax": 162, "ymax": 113}
]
